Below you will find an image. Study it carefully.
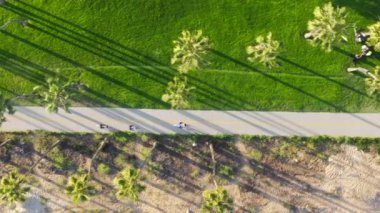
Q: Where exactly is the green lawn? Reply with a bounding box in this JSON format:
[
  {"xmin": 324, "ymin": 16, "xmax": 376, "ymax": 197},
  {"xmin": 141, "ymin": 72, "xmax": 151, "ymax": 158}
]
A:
[{"xmin": 0, "ymin": 0, "xmax": 379, "ymax": 112}]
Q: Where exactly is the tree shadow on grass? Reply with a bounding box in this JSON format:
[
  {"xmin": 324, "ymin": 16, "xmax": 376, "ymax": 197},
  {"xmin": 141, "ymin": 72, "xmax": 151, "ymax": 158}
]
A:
[
  {"xmin": 0, "ymin": 31, "xmax": 167, "ymax": 106},
  {"xmin": 278, "ymin": 56, "xmax": 377, "ymax": 100},
  {"xmin": 3, "ymin": 2, "xmax": 256, "ymax": 110},
  {"xmin": 332, "ymin": 0, "xmax": 380, "ymax": 21},
  {"xmin": 0, "ymin": 49, "xmax": 134, "ymax": 108},
  {"xmin": 210, "ymin": 49, "xmax": 347, "ymax": 112},
  {"xmin": 211, "ymin": 49, "xmax": 380, "ymax": 131},
  {"xmin": 333, "ymin": 46, "xmax": 379, "ymax": 68}
]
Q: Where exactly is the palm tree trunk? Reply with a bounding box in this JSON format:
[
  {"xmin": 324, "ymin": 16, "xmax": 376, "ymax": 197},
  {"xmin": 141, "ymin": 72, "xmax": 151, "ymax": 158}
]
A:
[
  {"xmin": 88, "ymin": 137, "xmax": 110, "ymax": 176},
  {"xmin": 141, "ymin": 141, "xmax": 158, "ymax": 169},
  {"xmin": 207, "ymin": 141, "xmax": 217, "ymax": 176},
  {"xmin": 0, "ymin": 139, "xmax": 12, "ymax": 148},
  {"xmin": 29, "ymin": 140, "xmax": 63, "ymax": 173}
]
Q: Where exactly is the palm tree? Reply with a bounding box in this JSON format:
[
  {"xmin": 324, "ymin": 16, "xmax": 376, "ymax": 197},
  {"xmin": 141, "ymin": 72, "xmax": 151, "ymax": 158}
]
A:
[
  {"xmin": 113, "ymin": 167, "xmax": 145, "ymax": 201},
  {"xmin": 65, "ymin": 174, "xmax": 95, "ymax": 204},
  {"xmin": 367, "ymin": 21, "xmax": 380, "ymax": 52},
  {"xmin": 0, "ymin": 171, "xmax": 30, "ymax": 204},
  {"xmin": 33, "ymin": 76, "xmax": 82, "ymax": 113},
  {"xmin": 162, "ymin": 74, "xmax": 195, "ymax": 109},
  {"xmin": 0, "ymin": 93, "xmax": 15, "ymax": 127},
  {"xmin": 364, "ymin": 66, "xmax": 380, "ymax": 95},
  {"xmin": 306, "ymin": 2, "xmax": 348, "ymax": 52},
  {"xmin": 246, "ymin": 32, "xmax": 280, "ymax": 69},
  {"xmin": 171, "ymin": 30, "xmax": 211, "ymax": 73},
  {"xmin": 202, "ymin": 186, "xmax": 234, "ymax": 213}
]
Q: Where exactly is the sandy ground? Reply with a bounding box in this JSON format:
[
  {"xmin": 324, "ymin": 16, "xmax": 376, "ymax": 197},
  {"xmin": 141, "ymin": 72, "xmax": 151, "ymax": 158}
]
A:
[
  {"xmin": 320, "ymin": 145, "xmax": 380, "ymax": 212},
  {"xmin": 1, "ymin": 143, "xmax": 380, "ymax": 212}
]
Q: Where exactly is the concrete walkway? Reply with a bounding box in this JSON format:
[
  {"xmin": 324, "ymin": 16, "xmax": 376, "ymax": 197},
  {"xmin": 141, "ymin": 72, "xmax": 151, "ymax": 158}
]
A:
[{"xmin": 1, "ymin": 107, "xmax": 380, "ymax": 137}]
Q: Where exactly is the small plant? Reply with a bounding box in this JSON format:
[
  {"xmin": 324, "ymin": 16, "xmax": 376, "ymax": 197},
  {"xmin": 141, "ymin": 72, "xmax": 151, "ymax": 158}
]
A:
[
  {"xmin": 240, "ymin": 134, "xmax": 253, "ymax": 142},
  {"xmin": 114, "ymin": 154, "xmax": 127, "ymax": 168},
  {"xmin": 247, "ymin": 148, "xmax": 263, "ymax": 161},
  {"xmin": 49, "ymin": 148, "xmax": 73, "ymax": 171},
  {"xmin": 246, "ymin": 32, "xmax": 280, "ymax": 69},
  {"xmin": 0, "ymin": 171, "xmax": 30, "ymax": 204},
  {"xmin": 141, "ymin": 148, "xmax": 152, "ymax": 161},
  {"xmin": 218, "ymin": 165, "xmax": 234, "ymax": 179},
  {"xmin": 97, "ymin": 163, "xmax": 111, "ymax": 175},
  {"xmin": 202, "ymin": 187, "xmax": 234, "ymax": 213},
  {"xmin": 272, "ymin": 143, "xmax": 299, "ymax": 159},
  {"xmin": 111, "ymin": 131, "xmax": 133, "ymax": 143},
  {"xmin": 113, "ymin": 167, "xmax": 145, "ymax": 201},
  {"xmin": 147, "ymin": 161, "xmax": 162, "ymax": 175},
  {"xmin": 33, "ymin": 131, "xmax": 54, "ymax": 152},
  {"xmin": 367, "ymin": 21, "xmax": 380, "ymax": 52},
  {"xmin": 316, "ymin": 152, "xmax": 328, "ymax": 161},
  {"xmin": 138, "ymin": 133, "xmax": 149, "ymax": 143},
  {"xmin": 171, "ymin": 30, "xmax": 211, "ymax": 73},
  {"xmin": 65, "ymin": 174, "xmax": 95, "ymax": 204},
  {"xmin": 190, "ymin": 167, "xmax": 201, "ymax": 178}
]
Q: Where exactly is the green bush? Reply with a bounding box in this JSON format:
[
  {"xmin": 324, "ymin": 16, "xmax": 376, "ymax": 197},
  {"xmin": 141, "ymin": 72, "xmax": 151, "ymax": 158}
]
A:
[
  {"xmin": 247, "ymin": 148, "xmax": 263, "ymax": 161},
  {"xmin": 111, "ymin": 131, "xmax": 134, "ymax": 143},
  {"xmin": 114, "ymin": 154, "xmax": 127, "ymax": 168},
  {"xmin": 218, "ymin": 165, "xmax": 234, "ymax": 179},
  {"xmin": 97, "ymin": 163, "xmax": 111, "ymax": 175},
  {"xmin": 272, "ymin": 143, "xmax": 299, "ymax": 159},
  {"xmin": 240, "ymin": 134, "xmax": 253, "ymax": 142},
  {"xmin": 138, "ymin": 133, "xmax": 149, "ymax": 143},
  {"xmin": 49, "ymin": 148, "xmax": 73, "ymax": 171},
  {"xmin": 34, "ymin": 131, "xmax": 55, "ymax": 153}
]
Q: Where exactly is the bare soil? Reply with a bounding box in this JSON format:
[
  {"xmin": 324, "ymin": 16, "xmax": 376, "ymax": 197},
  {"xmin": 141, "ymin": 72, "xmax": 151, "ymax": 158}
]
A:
[{"xmin": 0, "ymin": 133, "xmax": 379, "ymax": 213}]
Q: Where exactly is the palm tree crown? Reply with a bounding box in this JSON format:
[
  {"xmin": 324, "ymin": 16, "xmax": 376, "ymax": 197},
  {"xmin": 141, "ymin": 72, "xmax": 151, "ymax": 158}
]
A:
[
  {"xmin": 33, "ymin": 76, "xmax": 79, "ymax": 113},
  {"xmin": 0, "ymin": 171, "xmax": 30, "ymax": 204},
  {"xmin": 113, "ymin": 167, "xmax": 145, "ymax": 201},
  {"xmin": 307, "ymin": 2, "xmax": 348, "ymax": 52},
  {"xmin": 162, "ymin": 74, "xmax": 195, "ymax": 109},
  {"xmin": 171, "ymin": 30, "xmax": 211, "ymax": 73},
  {"xmin": 65, "ymin": 174, "xmax": 95, "ymax": 204},
  {"xmin": 367, "ymin": 21, "xmax": 380, "ymax": 52},
  {"xmin": 246, "ymin": 32, "xmax": 280, "ymax": 69},
  {"xmin": 202, "ymin": 187, "xmax": 234, "ymax": 213}
]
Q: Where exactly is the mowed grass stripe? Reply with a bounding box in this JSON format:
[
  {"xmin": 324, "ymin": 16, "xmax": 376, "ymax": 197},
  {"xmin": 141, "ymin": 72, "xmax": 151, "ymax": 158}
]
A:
[{"xmin": 1, "ymin": 65, "xmax": 377, "ymax": 112}]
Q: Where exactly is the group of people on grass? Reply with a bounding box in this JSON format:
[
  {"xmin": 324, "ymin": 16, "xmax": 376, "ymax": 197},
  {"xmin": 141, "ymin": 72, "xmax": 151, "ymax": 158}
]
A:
[
  {"xmin": 353, "ymin": 30, "xmax": 372, "ymax": 63},
  {"xmin": 304, "ymin": 29, "xmax": 373, "ymax": 63}
]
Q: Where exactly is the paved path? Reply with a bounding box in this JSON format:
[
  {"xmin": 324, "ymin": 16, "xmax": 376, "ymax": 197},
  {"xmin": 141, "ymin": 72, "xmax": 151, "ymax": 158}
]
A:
[{"xmin": 1, "ymin": 107, "xmax": 380, "ymax": 137}]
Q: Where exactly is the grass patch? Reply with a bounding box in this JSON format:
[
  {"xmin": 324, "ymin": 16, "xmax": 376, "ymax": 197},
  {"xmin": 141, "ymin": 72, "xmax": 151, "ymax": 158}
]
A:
[{"xmin": 0, "ymin": 1, "xmax": 378, "ymax": 112}]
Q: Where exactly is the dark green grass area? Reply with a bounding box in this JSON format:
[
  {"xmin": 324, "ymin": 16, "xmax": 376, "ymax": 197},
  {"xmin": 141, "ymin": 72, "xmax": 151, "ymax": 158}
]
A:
[{"xmin": 0, "ymin": 0, "xmax": 379, "ymax": 112}]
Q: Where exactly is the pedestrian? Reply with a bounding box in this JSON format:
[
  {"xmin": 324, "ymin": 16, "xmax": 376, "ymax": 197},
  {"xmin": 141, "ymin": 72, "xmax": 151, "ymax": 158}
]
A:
[
  {"xmin": 174, "ymin": 121, "xmax": 187, "ymax": 129},
  {"xmin": 129, "ymin": 124, "xmax": 137, "ymax": 131},
  {"xmin": 99, "ymin": 123, "xmax": 108, "ymax": 129},
  {"xmin": 304, "ymin": 32, "xmax": 314, "ymax": 40},
  {"xmin": 355, "ymin": 30, "xmax": 371, "ymax": 43},
  {"xmin": 361, "ymin": 44, "xmax": 372, "ymax": 56}
]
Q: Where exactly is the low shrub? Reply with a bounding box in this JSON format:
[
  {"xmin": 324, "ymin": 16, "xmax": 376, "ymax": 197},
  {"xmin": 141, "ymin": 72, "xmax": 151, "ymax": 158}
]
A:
[{"xmin": 97, "ymin": 163, "xmax": 111, "ymax": 175}]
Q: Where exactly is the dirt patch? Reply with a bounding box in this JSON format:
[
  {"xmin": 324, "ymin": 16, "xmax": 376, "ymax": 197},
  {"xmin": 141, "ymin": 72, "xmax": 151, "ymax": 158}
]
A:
[
  {"xmin": 320, "ymin": 145, "xmax": 380, "ymax": 212},
  {"xmin": 0, "ymin": 133, "xmax": 380, "ymax": 212}
]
